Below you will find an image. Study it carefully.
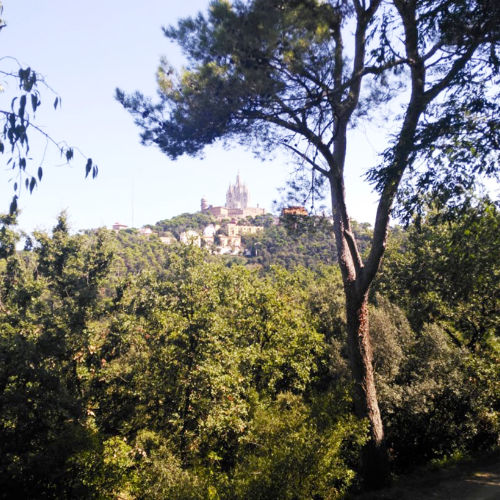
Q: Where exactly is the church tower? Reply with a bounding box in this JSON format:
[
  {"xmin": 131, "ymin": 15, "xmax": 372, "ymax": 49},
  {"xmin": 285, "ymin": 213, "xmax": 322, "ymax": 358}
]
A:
[{"xmin": 226, "ymin": 173, "xmax": 249, "ymax": 209}]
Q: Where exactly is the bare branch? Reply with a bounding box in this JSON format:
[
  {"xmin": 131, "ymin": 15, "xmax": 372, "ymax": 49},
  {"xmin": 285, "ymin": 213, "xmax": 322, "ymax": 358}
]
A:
[
  {"xmin": 361, "ymin": 58, "xmax": 408, "ymax": 76},
  {"xmin": 342, "ymin": 0, "xmax": 382, "ymax": 118},
  {"xmin": 423, "ymin": 40, "xmax": 445, "ymax": 61},
  {"xmin": 281, "ymin": 141, "xmax": 330, "ymax": 177}
]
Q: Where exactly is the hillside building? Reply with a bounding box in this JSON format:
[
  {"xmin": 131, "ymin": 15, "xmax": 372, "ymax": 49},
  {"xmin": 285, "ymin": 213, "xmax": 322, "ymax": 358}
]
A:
[
  {"xmin": 281, "ymin": 206, "xmax": 308, "ymax": 216},
  {"xmin": 112, "ymin": 222, "xmax": 128, "ymax": 231},
  {"xmin": 227, "ymin": 223, "xmax": 264, "ymax": 236},
  {"xmin": 201, "ymin": 174, "xmax": 265, "ymax": 220}
]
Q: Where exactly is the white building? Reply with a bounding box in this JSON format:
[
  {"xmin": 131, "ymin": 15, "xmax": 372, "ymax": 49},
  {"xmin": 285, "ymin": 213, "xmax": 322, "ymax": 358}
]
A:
[{"xmin": 180, "ymin": 230, "xmax": 201, "ymax": 246}]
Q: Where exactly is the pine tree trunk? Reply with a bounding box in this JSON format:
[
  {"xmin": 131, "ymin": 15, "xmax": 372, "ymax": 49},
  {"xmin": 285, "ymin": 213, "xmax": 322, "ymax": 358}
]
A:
[
  {"xmin": 345, "ymin": 288, "xmax": 389, "ymax": 488},
  {"xmin": 328, "ymin": 162, "xmax": 390, "ymax": 488}
]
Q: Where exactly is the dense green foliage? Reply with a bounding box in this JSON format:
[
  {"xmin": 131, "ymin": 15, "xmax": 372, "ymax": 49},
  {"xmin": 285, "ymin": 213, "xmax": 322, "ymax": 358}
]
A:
[
  {"xmin": 127, "ymin": 211, "xmax": 373, "ymax": 272},
  {"xmin": 0, "ymin": 216, "xmax": 361, "ymax": 498},
  {"xmin": 1, "ymin": 208, "xmax": 498, "ymax": 498},
  {"xmin": 376, "ymin": 198, "xmax": 500, "ymax": 351},
  {"xmin": 111, "ymin": 229, "xmax": 173, "ymax": 276},
  {"xmin": 0, "ymin": 214, "xmax": 113, "ymax": 498},
  {"xmin": 151, "ymin": 212, "xmax": 218, "ymax": 239},
  {"xmin": 370, "ymin": 296, "xmax": 499, "ymax": 470},
  {"xmin": 243, "ymin": 216, "xmax": 373, "ymax": 270}
]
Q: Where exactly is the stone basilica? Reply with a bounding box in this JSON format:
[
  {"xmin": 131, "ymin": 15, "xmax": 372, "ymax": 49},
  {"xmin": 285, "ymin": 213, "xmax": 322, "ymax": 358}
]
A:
[
  {"xmin": 226, "ymin": 174, "xmax": 249, "ymax": 209},
  {"xmin": 201, "ymin": 174, "xmax": 265, "ymax": 220}
]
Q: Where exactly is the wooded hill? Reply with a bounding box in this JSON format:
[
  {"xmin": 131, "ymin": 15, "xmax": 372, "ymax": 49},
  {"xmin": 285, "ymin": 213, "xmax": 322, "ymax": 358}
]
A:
[
  {"xmin": 1, "ymin": 197, "xmax": 498, "ymax": 499},
  {"xmin": 116, "ymin": 211, "xmax": 371, "ymax": 271}
]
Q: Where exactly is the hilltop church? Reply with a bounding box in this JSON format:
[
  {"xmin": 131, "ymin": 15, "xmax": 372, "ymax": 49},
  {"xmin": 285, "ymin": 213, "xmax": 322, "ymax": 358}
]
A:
[{"xmin": 201, "ymin": 174, "xmax": 265, "ymax": 220}]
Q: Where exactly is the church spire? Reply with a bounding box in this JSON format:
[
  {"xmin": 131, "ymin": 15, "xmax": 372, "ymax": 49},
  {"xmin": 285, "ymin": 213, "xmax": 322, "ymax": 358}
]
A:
[{"xmin": 226, "ymin": 173, "xmax": 249, "ymax": 209}]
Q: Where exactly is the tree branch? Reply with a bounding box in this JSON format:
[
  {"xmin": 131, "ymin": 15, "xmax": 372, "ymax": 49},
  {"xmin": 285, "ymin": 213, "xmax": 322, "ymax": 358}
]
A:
[
  {"xmin": 362, "ymin": 0, "xmax": 425, "ymax": 291},
  {"xmin": 344, "ymin": 227, "xmax": 364, "ymax": 276},
  {"xmin": 252, "ymin": 109, "xmax": 339, "ymax": 178},
  {"xmin": 281, "ymin": 141, "xmax": 330, "ymax": 177},
  {"xmin": 342, "ymin": 0, "xmax": 382, "ymax": 118},
  {"xmin": 423, "ymin": 43, "xmax": 480, "ymax": 105},
  {"xmin": 0, "ymin": 110, "xmax": 65, "ymax": 153}
]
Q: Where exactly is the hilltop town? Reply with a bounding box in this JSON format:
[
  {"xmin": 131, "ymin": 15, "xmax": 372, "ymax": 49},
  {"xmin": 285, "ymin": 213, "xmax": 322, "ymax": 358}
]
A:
[{"xmin": 112, "ymin": 175, "xmax": 284, "ymax": 255}]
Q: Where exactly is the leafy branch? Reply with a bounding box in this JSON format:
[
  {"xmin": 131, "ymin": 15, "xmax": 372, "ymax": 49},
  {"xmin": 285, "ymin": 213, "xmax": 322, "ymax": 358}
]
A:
[{"xmin": 1, "ymin": 9, "xmax": 98, "ymax": 214}]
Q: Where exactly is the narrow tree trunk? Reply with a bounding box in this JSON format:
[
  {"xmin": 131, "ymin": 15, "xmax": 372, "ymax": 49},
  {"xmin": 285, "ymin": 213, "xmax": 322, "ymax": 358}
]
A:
[
  {"xmin": 345, "ymin": 287, "xmax": 390, "ymax": 488},
  {"xmin": 328, "ymin": 166, "xmax": 390, "ymax": 488}
]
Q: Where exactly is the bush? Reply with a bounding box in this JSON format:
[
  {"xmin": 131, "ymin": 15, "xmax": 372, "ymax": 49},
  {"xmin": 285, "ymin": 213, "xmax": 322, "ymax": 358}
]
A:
[
  {"xmin": 370, "ymin": 297, "xmax": 500, "ymax": 470},
  {"xmin": 232, "ymin": 393, "xmax": 367, "ymax": 500}
]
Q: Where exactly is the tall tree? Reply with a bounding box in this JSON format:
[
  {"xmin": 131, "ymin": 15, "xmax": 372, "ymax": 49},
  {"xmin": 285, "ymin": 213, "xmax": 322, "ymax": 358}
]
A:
[{"xmin": 118, "ymin": 0, "xmax": 499, "ymax": 486}]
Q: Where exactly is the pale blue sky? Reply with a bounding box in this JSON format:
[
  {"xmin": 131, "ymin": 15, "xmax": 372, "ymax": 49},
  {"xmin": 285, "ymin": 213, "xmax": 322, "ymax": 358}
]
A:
[{"xmin": 1, "ymin": 0, "xmax": 380, "ymax": 233}]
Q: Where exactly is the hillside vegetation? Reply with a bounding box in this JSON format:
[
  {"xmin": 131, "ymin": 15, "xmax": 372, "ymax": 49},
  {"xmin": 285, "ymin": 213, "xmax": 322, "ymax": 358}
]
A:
[
  {"xmin": 114, "ymin": 212, "xmax": 372, "ymax": 271},
  {"xmin": 0, "ymin": 199, "xmax": 498, "ymax": 498}
]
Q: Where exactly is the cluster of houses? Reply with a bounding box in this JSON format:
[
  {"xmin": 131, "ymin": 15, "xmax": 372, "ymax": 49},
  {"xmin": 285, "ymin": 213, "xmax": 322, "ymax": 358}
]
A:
[
  {"xmin": 112, "ymin": 221, "xmax": 265, "ymax": 255},
  {"xmin": 176, "ymin": 222, "xmax": 264, "ymax": 255},
  {"xmin": 112, "ymin": 175, "xmax": 310, "ymax": 255}
]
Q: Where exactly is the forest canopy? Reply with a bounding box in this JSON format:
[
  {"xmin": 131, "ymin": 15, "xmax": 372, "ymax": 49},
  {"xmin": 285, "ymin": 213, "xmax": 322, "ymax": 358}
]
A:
[
  {"xmin": 119, "ymin": 0, "xmax": 499, "ymax": 485},
  {"xmin": 0, "ymin": 203, "xmax": 498, "ymax": 498}
]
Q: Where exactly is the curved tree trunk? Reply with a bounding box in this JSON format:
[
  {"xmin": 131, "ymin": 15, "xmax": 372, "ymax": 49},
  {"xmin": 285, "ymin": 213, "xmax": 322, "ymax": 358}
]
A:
[{"xmin": 345, "ymin": 288, "xmax": 389, "ymax": 488}]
